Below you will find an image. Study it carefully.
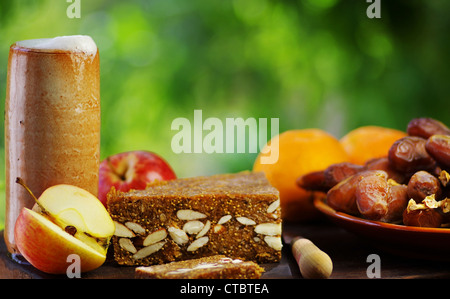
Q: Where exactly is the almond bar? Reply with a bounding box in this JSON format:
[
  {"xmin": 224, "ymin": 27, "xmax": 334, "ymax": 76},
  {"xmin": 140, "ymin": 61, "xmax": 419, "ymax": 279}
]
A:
[
  {"xmin": 135, "ymin": 255, "xmax": 264, "ymax": 279},
  {"xmin": 107, "ymin": 172, "xmax": 282, "ymax": 266}
]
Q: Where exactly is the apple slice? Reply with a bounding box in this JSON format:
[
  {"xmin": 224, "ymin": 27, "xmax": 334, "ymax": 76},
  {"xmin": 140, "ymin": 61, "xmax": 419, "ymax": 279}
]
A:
[
  {"xmin": 15, "ymin": 208, "xmax": 107, "ymax": 274},
  {"xmin": 14, "ymin": 178, "xmax": 115, "ymax": 274},
  {"xmin": 37, "ymin": 184, "xmax": 115, "ymax": 241}
]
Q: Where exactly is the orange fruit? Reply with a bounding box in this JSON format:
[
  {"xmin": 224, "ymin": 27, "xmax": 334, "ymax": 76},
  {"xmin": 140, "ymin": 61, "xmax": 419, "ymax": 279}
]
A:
[
  {"xmin": 253, "ymin": 129, "xmax": 349, "ymax": 222},
  {"xmin": 340, "ymin": 126, "xmax": 407, "ymax": 165}
]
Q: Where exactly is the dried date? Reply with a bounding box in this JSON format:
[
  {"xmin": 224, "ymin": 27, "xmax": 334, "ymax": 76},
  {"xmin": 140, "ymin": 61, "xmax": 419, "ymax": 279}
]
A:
[
  {"xmin": 323, "ymin": 162, "xmax": 365, "ymax": 188},
  {"xmin": 297, "ymin": 162, "xmax": 364, "ymax": 192},
  {"xmin": 355, "ymin": 170, "xmax": 408, "ymax": 222},
  {"xmin": 388, "ymin": 136, "xmax": 436, "ymax": 173},
  {"xmin": 296, "ymin": 170, "xmax": 329, "ymax": 192},
  {"xmin": 407, "ymin": 170, "xmax": 442, "ymax": 202},
  {"xmin": 327, "ymin": 170, "xmax": 408, "ymax": 222},
  {"xmin": 402, "ymin": 199, "xmax": 443, "ymax": 228},
  {"xmin": 326, "ymin": 173, "xmax": 361, "ymax": 215},
  {"xmin": 364, "ymin": 157, "xmax": 407, "ymax": 184},
  {"xmin": 425, "ymin": 135, "xmax": 450, "ymax": 169},
  {"xmin": 407, "ymin": 117, "xmax": 450, "ymax": 139}
]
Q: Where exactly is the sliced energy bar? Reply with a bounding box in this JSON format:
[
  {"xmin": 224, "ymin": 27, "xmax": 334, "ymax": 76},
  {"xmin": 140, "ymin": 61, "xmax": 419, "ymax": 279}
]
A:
[
  {"xmin": 135, "ymin": 255, "xmax": 264, "ymax": 279},
  {"xmin": 107, "ymin": 172, "xmax": 282, "ymax": 266}
]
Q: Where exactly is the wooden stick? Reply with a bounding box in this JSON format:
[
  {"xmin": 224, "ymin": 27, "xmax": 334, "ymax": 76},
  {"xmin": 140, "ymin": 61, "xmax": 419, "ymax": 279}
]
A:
[{"xmin": 291, "ymin": 236, "xmax": 333, "ymax": 279}]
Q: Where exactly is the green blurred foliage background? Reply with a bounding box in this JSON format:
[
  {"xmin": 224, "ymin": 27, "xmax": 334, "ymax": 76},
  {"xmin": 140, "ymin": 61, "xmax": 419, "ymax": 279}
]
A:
[{"xmin": 0, "ymin": 0, "xmax": 449, "ymax": 230}]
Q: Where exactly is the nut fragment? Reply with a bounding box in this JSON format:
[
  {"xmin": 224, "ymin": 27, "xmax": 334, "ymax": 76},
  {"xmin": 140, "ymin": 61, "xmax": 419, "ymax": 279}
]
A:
[
  {"xmin": 422, "ymin": 195, "xmax": 440, "ymax": 209},
  {"xmin": 213, "ymin": 224, "xmax": 225, "ymax": 234},
  {"xmin": 236, "ymin": 217, "xmax": 256, "ymax": 225},
  {"xmin": 439, "ymin": 170, "xmax": 450, "ymax": 187},
  {"xmin": 119, "ymin": 238, "xmax": 137, "ymax": 254},
  {"xmin": 407, "ymin": 196, "xmax": 439, "ymax": 211},
  {"xmin": 125, "ymin": 221, "xmax": 146, "ymax": 235},
  {"xmin": 133, "ymin": 241, "xmax": 165, "ymax": 260},
  {"xmin": 441, "ymin": 198, "xmax": 450, "ymax": 213},
  {"xmin": 217, "ymin": 215, "xmax": 232, "ymax": 225},
  {"xmin": 168, "ymin": 226, "xmax": 189, "ymax": 245},
  {"xmin": 267, "ymin": 199, "xmax": 280, "ymax": 213},
  {"xmin": 177, "ymin": 209, "xmax": 207, "ymax": 220},
  {"xmin": 269, "ymin": 213, "xmax": 279, "ymax": 220},
  {"xmin": 196, "ymin": 220, "xmax": 211, "ymax": 238},
  {"xmin": 264, "ymin": 236, "xmax": 283, "ymax": 251},
  {"xmin": 187, "ymin": 236, "xmax": 209, "ymax": 252},
  {"xmin": 113, "ymin": 221, "xmax": 135, "ymax": 238},
  {"xmin": 160, "ymin": 213, "xmax": 167, "ymax": 222},
  {"xmin": 254, "ymin": 223, "xmax": 282, "ymax": 236},
  {"xmin": 143, "ymin": 228, "xmax": 167, "ymax": 246},
  {"xmin": 183, "ymin": 220, "xmax": 205, "ymax": 235}
]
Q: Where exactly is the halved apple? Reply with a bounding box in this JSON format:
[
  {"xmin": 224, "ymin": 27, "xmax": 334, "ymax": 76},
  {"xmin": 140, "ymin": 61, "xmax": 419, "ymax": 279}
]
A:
[
  {"xmin": 14, "ymin": 179, "xmax": 115, "ymax": 274},
  {"xmin": 15, "ymin": 208, "xmax": 107, "ymax": 274}
]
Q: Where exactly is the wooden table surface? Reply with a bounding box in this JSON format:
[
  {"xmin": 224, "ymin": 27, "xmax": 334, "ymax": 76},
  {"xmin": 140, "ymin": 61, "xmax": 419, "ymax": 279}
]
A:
[{"xmin": 2, "ymin": 220, "xmax": 450, "ymax": 279}]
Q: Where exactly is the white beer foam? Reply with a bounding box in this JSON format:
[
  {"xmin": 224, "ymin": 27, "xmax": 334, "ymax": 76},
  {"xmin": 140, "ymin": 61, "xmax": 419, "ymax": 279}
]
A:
[{"xmin": 16, "ymin": 35, "xmax": 97, "ymax": 55}]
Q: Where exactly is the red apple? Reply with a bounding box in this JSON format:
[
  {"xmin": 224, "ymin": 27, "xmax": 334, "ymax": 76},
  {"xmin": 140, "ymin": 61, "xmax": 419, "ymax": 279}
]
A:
[{"xmin": 98, "ymin": 150, "xmax": 177, "ymax": 206}]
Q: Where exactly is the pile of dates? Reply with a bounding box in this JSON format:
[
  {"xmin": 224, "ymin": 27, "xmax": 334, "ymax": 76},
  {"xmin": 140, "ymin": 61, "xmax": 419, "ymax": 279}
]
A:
[{"xmin": 298, "ymin": 117, "xmax": 450, "ymax": 228}]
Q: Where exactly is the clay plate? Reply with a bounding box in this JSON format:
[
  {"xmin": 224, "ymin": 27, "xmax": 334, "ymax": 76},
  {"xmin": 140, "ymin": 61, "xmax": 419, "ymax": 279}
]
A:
[{"xmin": 314, "ymin": 197, "xmax": 450, "ymax": 261}]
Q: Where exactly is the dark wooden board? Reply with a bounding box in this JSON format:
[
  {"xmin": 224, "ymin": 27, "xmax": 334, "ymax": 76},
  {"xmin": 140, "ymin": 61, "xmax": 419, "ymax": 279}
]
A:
[{"xmin": 2, "ymin": 220, "xmax": 450, "ymax": 279}]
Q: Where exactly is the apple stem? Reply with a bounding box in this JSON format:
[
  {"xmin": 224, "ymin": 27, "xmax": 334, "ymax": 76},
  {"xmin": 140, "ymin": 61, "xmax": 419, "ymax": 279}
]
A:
[
  {"xmin": 15, "ymin": 177, "xmax": 39, "ymax": 202},
  {"xmin": 15, "ymin": 177, "xmax": 70, "ymax": 228},
  {"xmin": 15, "ymin": 177, "xmax": 46, "ymax": 212}
]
